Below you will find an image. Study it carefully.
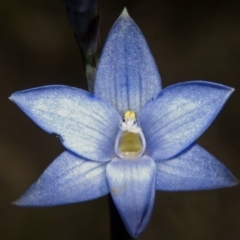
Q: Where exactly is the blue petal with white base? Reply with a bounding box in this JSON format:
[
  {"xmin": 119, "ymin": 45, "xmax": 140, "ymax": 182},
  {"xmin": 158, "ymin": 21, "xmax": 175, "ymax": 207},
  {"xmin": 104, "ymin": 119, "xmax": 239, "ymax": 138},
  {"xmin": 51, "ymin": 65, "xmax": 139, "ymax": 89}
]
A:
[
  {"xmin": 155, "ymin": 144, "xmax": 238, "ymax": 191},
  {"xmin": 138, "ymin": 81, "xmax": 234, "ymax": 160},
  {"xmin": 13, "ymin": 151, "xmax": 109, "ymax": 206},
  {"xmin": 94, "ymin": 9, "xmax": 162, "ymax": 116},
  {"xmin": 10, "ymin": 85, "xmax": 121, "ymax": 161},
  {"xmin": 106, "ymin": 156, "xmax": 156, "ymax": 238}
]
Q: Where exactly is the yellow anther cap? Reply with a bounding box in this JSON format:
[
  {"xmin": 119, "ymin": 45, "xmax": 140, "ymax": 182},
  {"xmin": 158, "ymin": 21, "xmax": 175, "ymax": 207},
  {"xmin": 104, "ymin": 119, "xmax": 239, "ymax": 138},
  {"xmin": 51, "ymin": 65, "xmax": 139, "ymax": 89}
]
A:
[{"xmin": 124, "ymin": 110, "xmax": 136, "ymax": 120}]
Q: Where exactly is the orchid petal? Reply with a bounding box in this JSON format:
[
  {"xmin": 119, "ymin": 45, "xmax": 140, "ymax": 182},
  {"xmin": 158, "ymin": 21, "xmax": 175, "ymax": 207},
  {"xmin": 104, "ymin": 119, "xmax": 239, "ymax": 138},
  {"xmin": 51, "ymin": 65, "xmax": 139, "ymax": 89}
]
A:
[
  {"xmin": 138, "ymin": 81, "xmax": 234, "ymax": 160},
  {"xmin": 10, "ymin": 85, "xmax": 121, "ymax": 161},
  {"xmin": 13, "ymin": 151, "xmax": 109, "ymax": 206},
  {"xmin": 155, "ymin": 144, "xmax": 238, "ymax": 191},
  {"xmin": 106, "ymin": 156, "xmax": 156, "ymax": 238},
  {"xmin": 94, "ymin": 9, "xmax": 161, "ymax": 116}
]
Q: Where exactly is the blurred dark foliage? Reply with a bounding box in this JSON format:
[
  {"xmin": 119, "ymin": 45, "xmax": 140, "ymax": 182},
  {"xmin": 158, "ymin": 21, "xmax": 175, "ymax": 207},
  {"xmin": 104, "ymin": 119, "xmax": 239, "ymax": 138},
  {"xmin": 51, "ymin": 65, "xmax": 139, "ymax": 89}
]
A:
[
  {"xmin": 1, "ymin": 0, "xmax": 240, "ymax": 240},
  {"xmin": 63, "ymin": 0, "xmax": 100, "ymax": 92}
]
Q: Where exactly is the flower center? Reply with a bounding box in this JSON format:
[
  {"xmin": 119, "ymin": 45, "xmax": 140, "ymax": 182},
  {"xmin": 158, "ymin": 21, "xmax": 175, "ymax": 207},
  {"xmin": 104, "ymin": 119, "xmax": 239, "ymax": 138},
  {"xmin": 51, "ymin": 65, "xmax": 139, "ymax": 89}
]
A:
[{"xmin": 115, "ymin": 110, "xmax": 146, "ymax": 159}]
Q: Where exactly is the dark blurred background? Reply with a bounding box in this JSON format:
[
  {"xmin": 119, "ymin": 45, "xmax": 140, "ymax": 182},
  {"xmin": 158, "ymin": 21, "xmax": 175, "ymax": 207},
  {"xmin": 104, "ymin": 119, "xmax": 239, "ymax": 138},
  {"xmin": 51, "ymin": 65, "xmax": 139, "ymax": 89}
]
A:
[{"xmin": 1, "ymin": 0, "xmax": 240, "ymax": 239}]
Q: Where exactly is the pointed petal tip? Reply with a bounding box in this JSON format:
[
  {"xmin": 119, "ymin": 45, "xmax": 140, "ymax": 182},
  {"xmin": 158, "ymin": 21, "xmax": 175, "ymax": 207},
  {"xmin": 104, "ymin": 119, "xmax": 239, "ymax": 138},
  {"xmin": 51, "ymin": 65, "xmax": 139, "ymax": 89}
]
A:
[
  {"xmin": 10, "ymin": 199, "xmax": 18, "ymax": 206},
  {"xmin": 236, "ymin": 180, "xmax": 240, "ymax": 186},
  {"xmin": 139, "ymin": 81, "xmax": 234, "ymax": 160},
  {"xmin": 10, "ymin": 198, "xmax": 27, "ymax": 207},
  {"xmin": 9, "ymin": 86, "xmax": 120, "ymax": 161},
  {"xmin": 107, "ymin": 156, "xmax": 156, "ymax": 238},
  {"xmin": 121, "ymin": 7, "xmax": 129, "ymax": 16},
  {"xmin": 8, "ymin": 95, "xmax": 13, "ymax": 101},
  {"xmin": 229, "ymin": 86, "xmax": 235, "ymax": 93},
  {"xmin": 231, "ymin": 177, "xmax": 240, "ymax": 187},
  {"xmin": 10, "ymin": 193, "xmax": 33, "ymax": 207},
  {"xmin": 11, "ymin": 152, "xmax": 109, "ymax": 207},
  {"xmin": 223, "ymin": 84, "xmax": 234, "ymax": 96},
  {"xmin": 229, "ymin": 87, "xmax": 235, "ymax": 98},
  {"xmin": 155, "ymin": 144, "xmax": 239, "ymax": 191},
  {"xmin": 129, "ymin": 232, "xmax": 139, "ymax": 238},
  {"xmin": 221, "ymin": 173, "xmax": 239, "ymax": 189},
  {"xmin": 94, "ymin": 6, "xmax": 162, "ymax": 114},
  {"xmin": 9, "ymin": 90, "xmax": 29, "ymax": 106},
  {"xmin": 9, "ymin": 93, "xmax": 17, "ymax": 102},
  {"xmin": 9, "ymin": 93, "xmax": 23, "ymax": 106},
  {"xmin": 11, "ymin": 198, "xmax": 50, "ymax": 207}
]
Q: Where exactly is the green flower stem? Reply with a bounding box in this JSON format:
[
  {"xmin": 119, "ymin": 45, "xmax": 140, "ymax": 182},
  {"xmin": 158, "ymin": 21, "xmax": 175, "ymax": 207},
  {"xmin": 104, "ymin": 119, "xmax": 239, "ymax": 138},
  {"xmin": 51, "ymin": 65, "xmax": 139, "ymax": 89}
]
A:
[{"xmin": 65, "ymin": 4, "xmax": 100, "ymax": 92}]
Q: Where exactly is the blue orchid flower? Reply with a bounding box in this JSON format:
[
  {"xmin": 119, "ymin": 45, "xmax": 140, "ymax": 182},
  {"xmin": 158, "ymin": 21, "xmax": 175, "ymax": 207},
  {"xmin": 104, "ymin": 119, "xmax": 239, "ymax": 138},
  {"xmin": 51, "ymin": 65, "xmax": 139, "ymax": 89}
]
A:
[{"xmin": 10, "ymin": 9, "xmax": 237, "ymax": 238}]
